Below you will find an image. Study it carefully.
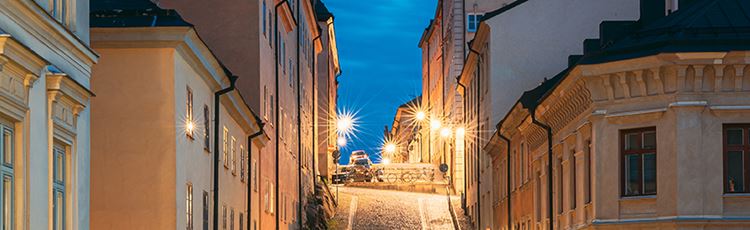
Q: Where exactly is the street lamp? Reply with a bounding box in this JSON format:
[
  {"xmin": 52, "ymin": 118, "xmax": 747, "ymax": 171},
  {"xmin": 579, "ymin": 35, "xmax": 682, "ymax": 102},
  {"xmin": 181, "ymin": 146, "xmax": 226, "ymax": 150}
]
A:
[
  {"xmin": 337, "ymin": 136, "xmax": 347, "ymax": 147},
  {"xmin": 456, "ymin": 127, "xmax": 466, "ymax": 137},
  {"xmin": 440, "ymin": 127, "xmax": 452, "ymax": 138},
  {"xmin": 415, "ymin": 111, "xmax": 426, "ymax": 121},
  {"xmin": 384, "ymin": 143, "xmax": 396, "ymax": 154},
  {"xmin": 336, "ymin": 114, "xmax": 353, "ymax": 135},
  {"xmin": 430, "ymin": 119, "xmax": 442, "ymax": 130}
]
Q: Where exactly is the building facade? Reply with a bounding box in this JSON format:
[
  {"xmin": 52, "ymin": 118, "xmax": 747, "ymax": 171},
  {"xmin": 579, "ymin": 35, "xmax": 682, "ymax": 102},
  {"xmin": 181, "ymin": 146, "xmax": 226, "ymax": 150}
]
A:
[
  {"xmin": 457, "ymin": 0, "xmax": 642, "ymax": 229},
  {"xmin": 89, "ymin": 2, "xmax": 265, "ymax": 230},
  {"xmin": 481, "ymin": 0, "xmax": 750, "ymax": 229},
  {"xmin": 0, "ymin": 0, "xmax": 97, "ymax": 229},
  {"xmin": 386, "ymin": 97, "xmax": 421, "ymax": 163},
  {"xmin": 314, "ymin": 1, "xmax": 341, "ymax": 181}
]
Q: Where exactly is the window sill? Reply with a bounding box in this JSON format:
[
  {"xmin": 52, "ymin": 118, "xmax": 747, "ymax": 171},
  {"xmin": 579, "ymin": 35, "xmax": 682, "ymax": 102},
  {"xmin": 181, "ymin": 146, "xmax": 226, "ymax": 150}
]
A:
[
  {"xmin": 204, "ymin": 147, "xmax": 211, "ymax": 153},
  {"xmin": 620, "ymin": 195, "xmax": 656, "ymax": 201},
  {"xmin": 723, "ymin": 193, "xmax": 750, "ymax": 198}
]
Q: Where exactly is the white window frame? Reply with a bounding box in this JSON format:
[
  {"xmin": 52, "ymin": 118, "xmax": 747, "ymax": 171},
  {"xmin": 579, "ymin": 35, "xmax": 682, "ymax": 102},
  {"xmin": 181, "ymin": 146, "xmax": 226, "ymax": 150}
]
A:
[
  {"xmin": 53, "ymin": 145, "xmax": 66, "ymax": 230},
  {"xmin": 186, "ymin": 183, "xmax": 193, "ymax": 230},
  {"xmin": 230, "ymin": 137, "xmax": 236, "ymax": 173},
  {"xmin": 467, "ymin": 13, "xmax": 482, "ymax": 32},
  {"xmin": 0, "ymin": 125, "xmax": 13, "ymax": 230},
  {"xmin": 223, "ymin": 127, "xmax": 229, "ymax": 168}
]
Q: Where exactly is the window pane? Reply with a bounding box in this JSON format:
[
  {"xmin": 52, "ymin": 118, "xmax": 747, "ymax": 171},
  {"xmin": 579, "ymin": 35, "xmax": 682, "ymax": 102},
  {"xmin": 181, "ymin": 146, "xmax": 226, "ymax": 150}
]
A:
[
  {"xmin": 624, "ymin": 154, "xmax": 642, "ymax": 196},
  {"xmin": 643, "ymin": 153, "xmax": 656, "ymax": 194},
  {"xmin": 3, "ymin": 176, "xmax": 11, "ymax": 230},
  {"xmin": 625, "ymin": 133, "xmax": 640, "ymax": 150},
  {"xmin": 643, "ymin": 131, "xmax": 656, "ymax": 150},
  {"xmin": 55, "ymin": 151, "xmax": 64, "ymax": 183},
  {"xmin": 727, "ymin": 128, "xmax": 744, "ymax": 145},
  {"xmin": 727, "ymin": 151, "xmax": 745, "ymax": 192},
  {"xmin": 2, "ymin": 130, "xmax": 11, "ymax": 166},
  {"xmin": 54, "ymin": 191, "xmax": 63, "ymax": 230}
]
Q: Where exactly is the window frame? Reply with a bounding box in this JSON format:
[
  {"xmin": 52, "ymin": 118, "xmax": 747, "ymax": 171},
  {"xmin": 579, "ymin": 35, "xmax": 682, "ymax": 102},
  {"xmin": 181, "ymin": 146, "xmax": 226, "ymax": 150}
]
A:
[
  {"xmin": 186, "ymin": 183, "xmax": 193, "ymax": 230},
  {"xmin": 204, "ymin": 105, "xmax": 210, "ymax": 151},
  {"xmin": 186, "ymin": 86, "xmax": 194, "ymax": 138},
  {"xmin": 53, "ymin": 145, "xmax": 66, "ymax": 230},
  {"xmin": 620, "ymin": 127, "xmax": 657, "ymax": 197},
  {"xmin": 723, "ymin": 124, "xmax": 750, "ymax": 193},
  {"xmin": 202, "ymin": 191, "xmax": 209, "ymax": 230},
  {"xmin": 0, "ymin": 125, "xmax": 13, "ymax": 230}
]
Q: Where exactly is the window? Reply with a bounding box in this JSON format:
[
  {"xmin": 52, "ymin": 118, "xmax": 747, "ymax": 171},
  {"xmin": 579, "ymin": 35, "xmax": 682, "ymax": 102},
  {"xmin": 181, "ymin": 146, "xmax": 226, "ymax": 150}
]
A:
[
  {"xmin": 230, "ymin": 208, "xmax": 234, "ymax": 230},
  {"xmin": 239, "ymin": 213, "xmax": 244, "ymax": 230},
  {"xmin": 253, "ymin": 160, "xmax": 258, "ymax": 191},
  {"xmin": 724, "ymin": 124, "xmax": 750, "ymax": 193},
  {"xmin": 621, "ymin": 128, "xmax": 657, "ymax": 197},
  {"xmin": 585, "ymin": 140, "xmax": 592, "ymax": 204},
  {"xmin": 240, "ymin": 146, "xmax": 245, "ymax": 182},
  {"xmin": 202, "ymin": 191, "xmax": 209, "ymax": 230},
  {"xmin": 222, "ymin": 204, "xmax": 227, "ymax": 230},
  {"xmin": 231, "ymin": 137, "xmax": 236, "ymax": 173},
  {"xmin": 467, "ymin": 14, "xmax": 481, "ymax": 31},
  {"xmin": 186, "ymin": 183, "xmax": 193, "ymax": 230},
  {"xmin": 570, "ymin": 151, "xmax": 576, "ymax": 210},
  {"xmin": 520, "ymin": 142, "xmax": 525, "ymax": 183},
  {"xmin": 204, "ymin": 106, "xmax": 210, "ymax": 150},
  {"xmin": 53, "ymin": 145, "xmax": 66, "ymax": 230},
  {"xmin": 186, "ymin": 87, "xmax": 194, "ymax": 138},
  {"xmin": 50, "ymin": 0, "xmax": 72, "ymax": 28},
  {"xmin": 223, "ymin": 127, "xmax": 229, "ymax": 165},
  {"xmin": 1, "ymin": 126, "xmax": 12, "ymax": 230},
  {"xmin": 263, "ymin": 86, "xmax": 269, "ymax": 120},
  {"xmin": 262, "ymin": 1, "xmax": 267, "ymax": 37},
  {"xmin": 557, "ymin": 157, "xmax": 563, "ymax": 214}
]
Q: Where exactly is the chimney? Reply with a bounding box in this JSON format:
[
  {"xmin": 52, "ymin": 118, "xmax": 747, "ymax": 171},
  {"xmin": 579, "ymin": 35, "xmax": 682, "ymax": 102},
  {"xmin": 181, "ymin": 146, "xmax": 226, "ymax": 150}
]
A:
[
  {"xmin": 583, "ymin": 39, "xmax": 601, "ymax": 55},
  {"xmin": 599, "ymin": 21, "xmax": 637, "ymax": 47},
  {"xmin": 568, "ymin": 55, "xmax": 583, "ymax": 68}
]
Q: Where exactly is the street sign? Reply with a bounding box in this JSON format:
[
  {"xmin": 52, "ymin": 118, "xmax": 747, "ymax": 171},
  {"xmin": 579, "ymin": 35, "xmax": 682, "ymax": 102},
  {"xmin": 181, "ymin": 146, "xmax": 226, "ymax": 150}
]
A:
[
  {"xmin": 332, "ymin": 150, "xmax": 341, "ymax": 164},
  {"xmin": 439, "ymin": 163, "xmax": 449, "ymax": 173}
]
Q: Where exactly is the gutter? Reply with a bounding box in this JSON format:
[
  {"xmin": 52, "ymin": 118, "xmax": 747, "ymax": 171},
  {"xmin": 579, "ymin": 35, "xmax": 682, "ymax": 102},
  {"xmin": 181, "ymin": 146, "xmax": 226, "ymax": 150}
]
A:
[
  {"xmin": 455, "ymin": 79, "xmax": 467, "ymax": 202},
  {"xmin": 312, "ymin": 31, "xmax": 322, "ymax": 191},
  {"xmin": 295, "ymin": 0, "xmax": 303, "ymax": 227},
  {"xmin": 213, "ymin": 74, "xmax": 238, "ymax": 230},
  {"xmin": 247, "ymin": 124, "xmax": 265, "ymax": 230},
  {"xmin": 468, "ymin": 46, "xmax": 481, "ymax": 229},
  {"xmin": 529, "ymin": 109, "xmax": 554, "ymax": 230},
  {"xmin": 273, "ymin": 1, "xmax": 289, "ymax": 228}
]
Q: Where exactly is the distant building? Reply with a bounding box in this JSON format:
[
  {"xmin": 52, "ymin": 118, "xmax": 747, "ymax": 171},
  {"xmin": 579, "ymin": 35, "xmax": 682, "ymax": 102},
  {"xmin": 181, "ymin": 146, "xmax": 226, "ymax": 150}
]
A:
[
  {"xmin": 0, "ymin": 0, "xmax": 97, "ymax": 229},
  {"xmin": 386, "ymin": 97, "xmax": 422, "ymax": 163},
  {"xmin": 314, "ymin": 0, "xmax": 342, "ymax": 183},
  {"xmin": 482, "ymin": 0, "xmax": 750, "ymax": 229},
  {"xmin": 89, "ymin": 1, "xmax": 265, "ymax": 230}
]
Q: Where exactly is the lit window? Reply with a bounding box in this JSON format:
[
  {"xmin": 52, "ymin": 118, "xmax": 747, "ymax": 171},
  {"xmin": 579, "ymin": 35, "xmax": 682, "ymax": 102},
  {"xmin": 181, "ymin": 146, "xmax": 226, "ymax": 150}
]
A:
[
  {"xmin": 725, "ymin": 125, "xmax": 750, "ymax": 193},
  {"xmin": 186, "ymin": 183, "xmax": 193, "ymax": 230},
  {"xmin": 240, "ymin": 146, "xmax": 245, "ymax": 181},
  {"xmin": 1, "ymin": 126, "xmax": 13, "ymax": 230},
  {"xmin": 622, "ymin": 128, "xmax": 657, "ymax": 197},
  {"xmin": 186, "ymin": 87, "xmax": 194, "ymax": 138},
  {"xmin": 53, "ymin": 145, "xmax": 66, "ymax": 230},
  {"xmin": 467, "ymin": 14, "xmax": 483, "ymax": 32},
  {"xmin": 252, "ymin": 160, "xmax": 258, "ymax": 191},
  {"xmin": 230, "ymin": 208, "xmax": 234, "ymax": 230}
]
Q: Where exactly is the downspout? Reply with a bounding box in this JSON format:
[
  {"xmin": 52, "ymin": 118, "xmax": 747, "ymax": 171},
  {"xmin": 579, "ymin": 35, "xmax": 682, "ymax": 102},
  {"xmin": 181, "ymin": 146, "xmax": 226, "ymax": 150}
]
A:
[
  {"xmin": 295, "ymin": 1, "xmax": 303, "ymax": 228},
  {"xmin": 497, "ymin": 132, "xmax": 511, "ymax": 230},
  {"xmin": 440, "ymin": 7, "xmax": 446, "ymax": 166},
  {"xmin": 456, "ymin": 79, "xmax": 467, "ymax": 200},
  {"xmin": 426, "ymin": 40, "xmax": 431, "ymax": 164},
  {"xmin": 468, "ymin": 46, "xmax": 481, "ymax": 228},
  {"xmin": 247, "ymin": 123, "xmax": 265, "ymax": 230},
  {"xmin": 273, "ymin": 1, "xmax": 288, "ymax": 229},
  {"xmin": 213, "ymin": 75, "xmax": 238, "ymax": 230},
  {"xmin": 530, "ymin": 109, "xmax": 553, "ymax": 230},
  {"xmin": 312, "ymin": 31, "xmax": 321, "ymax": 190}
]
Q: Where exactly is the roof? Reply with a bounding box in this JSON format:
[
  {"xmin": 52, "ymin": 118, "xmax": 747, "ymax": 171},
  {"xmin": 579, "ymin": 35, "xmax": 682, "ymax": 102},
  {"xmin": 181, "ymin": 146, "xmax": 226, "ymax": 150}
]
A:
[
  {"xmin": 314, "ymin": 0, "xmax": 334, "ymax": 21},
  {"xmin": 581, "ymin": 0, "xmax": 750, "ymax": 64},
  {"xmin": 518, "ymin": 68, "xmax": 568, "ymax": 111},
  {"xmin": 480, "ymin": 0, "xmax": 528, "ymax": 22},
  {"xmin": 398, "ymin": 96, "xmax": 421, "ymax": 109},
  {"xmin": 90, "ymin": 0, "xmax": 192, "ymax": 28}
]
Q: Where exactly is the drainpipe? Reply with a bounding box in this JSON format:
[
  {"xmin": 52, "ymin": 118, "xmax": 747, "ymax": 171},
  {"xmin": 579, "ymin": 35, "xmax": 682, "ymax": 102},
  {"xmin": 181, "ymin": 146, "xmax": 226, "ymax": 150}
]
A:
[
  {"xmin": 247, "ymin": 123, "xmax": 265, "ymax": 230},
  {"xmin": 213, "ymin": 75, "xmax": 238, "ymax": 230},
  {"xmin": 468, "ymin": 46, "xmax": 480, "ymax": 229},
  {"xmin": 312, "ymin": 31, "xmax": 321, "ymax": 190},
  {"xmin": 456, "ymin": 79, "xmax": 467, "ymax": 202},
  {"xmin": 530, "ymin": 109, "xmax": 553, "ymax": 230},
  {"xmin": 273, "ymin": 1, "xmax": 288, "ymax": 229},
  {"xmin": 295, "ymin": 1, "xmax": 303, "ymax": 228},
  {"xmin": 497, "ymin": 132, "xmax": 511, "ymax": 230}
]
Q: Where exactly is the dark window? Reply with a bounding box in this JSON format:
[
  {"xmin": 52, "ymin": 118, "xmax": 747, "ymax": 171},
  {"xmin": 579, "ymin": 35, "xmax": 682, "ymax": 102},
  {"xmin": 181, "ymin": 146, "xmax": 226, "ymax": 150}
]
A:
[
  {"xmin": 621, "ymin": 128, "xmax": 657, "ymax": 197},
  {"xmin": 202, "ymin": 191, "xmax": 209, "ymax": 230},
  {"xmin": 467, "ymin": 14, "xmax": 482, "ymax": 32},
  {"xmin": 724, "ymin": 124, "xmax": 750, "ymax": 193},
  {"xmin": 204, "ymin": 106, "xmax": 210, "ymax": 150}
]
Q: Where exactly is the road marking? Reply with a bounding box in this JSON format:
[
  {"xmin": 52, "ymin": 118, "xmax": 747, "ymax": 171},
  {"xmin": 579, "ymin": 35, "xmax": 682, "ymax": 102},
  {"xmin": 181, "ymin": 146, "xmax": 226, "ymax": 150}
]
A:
[
  {"xmin": 347, "ymin": 196, "xmax": 358, "ymax": 230},
  {"xmin": 418, "ymin": 198, "xmax": 428, "ymax": 230}
]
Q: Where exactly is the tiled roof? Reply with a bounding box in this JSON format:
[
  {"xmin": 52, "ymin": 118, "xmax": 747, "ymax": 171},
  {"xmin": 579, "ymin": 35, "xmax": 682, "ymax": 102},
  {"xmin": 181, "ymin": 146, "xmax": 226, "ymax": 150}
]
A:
[{"xmin": 90, "ymin": 0, "xmax": 191, "ymax": 28}]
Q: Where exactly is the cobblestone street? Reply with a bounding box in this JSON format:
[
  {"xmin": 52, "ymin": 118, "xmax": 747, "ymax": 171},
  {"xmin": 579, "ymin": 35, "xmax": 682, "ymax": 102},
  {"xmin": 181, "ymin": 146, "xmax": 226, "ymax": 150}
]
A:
[{"xmin": 331, "ymin": 186, "xmax": 458, "ymax": 230}]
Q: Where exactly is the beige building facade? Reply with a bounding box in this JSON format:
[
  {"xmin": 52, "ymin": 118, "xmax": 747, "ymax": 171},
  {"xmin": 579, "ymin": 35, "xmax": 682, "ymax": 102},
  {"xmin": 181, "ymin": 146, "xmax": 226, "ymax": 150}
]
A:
[
  {"xmin": 314, "ymin": 3, "xmax": 341, "ymax": 181},
  {"xmin": 0, "ymin": 0, "xmax": 97, "ymax": 229},
  {"xmin": 480, "ymin": 0, "xmax": 750, "ymax": 230},
  {"xmin": 89, "ymin": 2, "xmax": 265, "ymax": 230}
]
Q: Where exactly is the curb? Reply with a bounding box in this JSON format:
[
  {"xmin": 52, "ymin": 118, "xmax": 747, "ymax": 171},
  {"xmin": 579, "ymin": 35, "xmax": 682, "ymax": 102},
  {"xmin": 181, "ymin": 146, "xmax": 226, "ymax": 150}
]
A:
[{"xmin": 446, "ymin": 187, "xmax": 461, "ymax": 230}]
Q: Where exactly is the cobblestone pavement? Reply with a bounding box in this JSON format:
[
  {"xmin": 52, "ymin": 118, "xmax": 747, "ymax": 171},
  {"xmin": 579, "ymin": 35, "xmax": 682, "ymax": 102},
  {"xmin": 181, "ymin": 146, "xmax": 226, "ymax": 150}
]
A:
[{"xmin": 331, "ymin": 186, "xmax": 457, "ymax": 230}]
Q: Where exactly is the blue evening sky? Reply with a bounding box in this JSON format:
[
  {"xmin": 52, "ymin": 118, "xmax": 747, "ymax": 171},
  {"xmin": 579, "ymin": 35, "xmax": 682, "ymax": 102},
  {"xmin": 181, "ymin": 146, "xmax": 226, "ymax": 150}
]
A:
[{"xmin": 324, "ymin": 0, "xmax": 436, "ymax": 164}]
